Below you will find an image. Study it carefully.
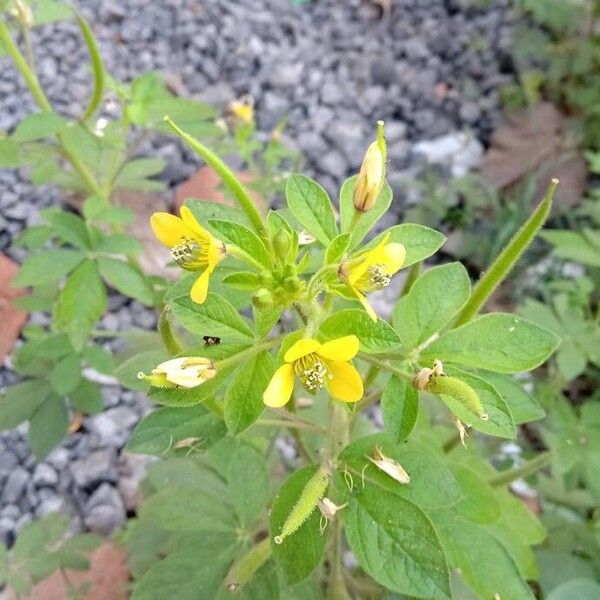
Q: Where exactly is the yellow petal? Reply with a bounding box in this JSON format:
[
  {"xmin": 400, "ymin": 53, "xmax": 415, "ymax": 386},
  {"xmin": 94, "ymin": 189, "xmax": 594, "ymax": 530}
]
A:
[
  {"xmin": 318, "ymin": 336, "xmax": 360, "ymax": 362},
  {"xmin": 150, "ymin": 212, "xmax": 190, "ymax": 247},
  {"xmin": 353, "ymin": 288, "xmax": 378, "ymax": 322},
  {"xmin": 348, "ymin": 232, "xmax": 391, "ymax": 285},
  {"xmin": 263, "ymin": 363, "xmax": 295, "ymax": 407},
  {"xmin": 284, "ymin": 338, "xmax": 322, "ymax": 363},
  {"xmin": 380, "ymin": 243, "xmax": 406, "ymax": 276},
  {"xmin": 180, "ymin": 205, "xmax": 211, "ymax": 241},
  {"xmin": 325, "ymin": 361, "xmax": 363, "ymax": 403},
  {"xmin": 190, "ymin": 269, "xmax": 211, "ymax": 304}
]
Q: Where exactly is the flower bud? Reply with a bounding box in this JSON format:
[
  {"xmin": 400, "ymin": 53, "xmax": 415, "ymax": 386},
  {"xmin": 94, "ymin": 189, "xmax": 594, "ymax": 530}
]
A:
[
  {"xmin": 283, "ymin": 276, "xmax": 303, "ymax": 293},
  {"xmin": 273, "ymin": 228, "xmax": 292, "ymax": 260},
  {"xmin": 138, "ymin": 357, "xmax": 216, "ymax": 389},
  {"xmin": 353, "ymin": 120, "xmax": 386, "ymax": 212},
  {"xmin": 252, "ymin": 288, "xmax": 274, "ymax": 309},
  {"xmin": 229, "ymin": 97, "xmax": 254, "ymax": 124}
]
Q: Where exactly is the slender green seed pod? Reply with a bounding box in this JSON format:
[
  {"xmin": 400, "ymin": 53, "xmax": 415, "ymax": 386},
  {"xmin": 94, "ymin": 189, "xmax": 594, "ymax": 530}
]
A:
[
  {"xmin": 224, "ymin": 538, "xmax": 271, "ymax": 593},
  {"xmin": 426, "ymin": 374, "xmax": 488, "ymax": 420},
  {"xmin": 274, "ymin": 466, "xmax": 330, "ymax": 544}
]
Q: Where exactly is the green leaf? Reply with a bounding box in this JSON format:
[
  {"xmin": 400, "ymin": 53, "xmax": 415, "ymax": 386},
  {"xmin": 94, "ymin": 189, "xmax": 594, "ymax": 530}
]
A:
[
  {"xmin": 481, "ymin": 372, "xmax": 545, "ymax": 424},
  {"xmin": 540, "ymin": 230, "xmax": 600, "ymax": 267},
  {"xmin": 207, "ymin": 219, "xmax": 271, "ymax": 268},
  {"xmin": 381, "ymin": 375, "xmax": 419, "ymax": 442},
  {"xmin": 339, "ymin": 433, "xmax": 462, "ymax": 509},
  {"xmin": 224, "ymin": 351, "xmax": 275, "ymax": 434},
  {"xmin": 12, "ymin": 112, "xmax": 67, "ymax": 141},
  {"xmin": 363, "ymin": 223, "xmax": 446, "ymax": 268},
  {"xmin": 170, "ymin": 292, "xmax": 255, "ymax": 341},
  {"xmin": 222, "ymin": 272, "xmax": 260, "ymax": 290},
  {"xmin": 91, "ymin": 206, "xmax": 133, "ymax": 225},
  {"xmin": 547, "ymin": 578, "xmax": 600, "ymax": 600},
  {"xmin": 28, "ymin": 395, "xmax": 68, "ymax": 459},
  {"xmin": 319, "ymin": 309, "xmax": 401, "ymax": 353},
  {"xmin": 253, "ymin": 305, "xmax": 283, "ymax": 338},
  {"xmin": 430, "ymin": 511, "xmax": 535, "ymax": 600},
  {"xmin": 0, "ymin": 138, "xmax": 22, "ymax": 167},
  {"xmin": 0, "ymin": 543, "xmax": 6, "ymax": 586},
  {"xmin": 83, "ymin": 345, "xmax": 114, "ymax": 375},
  {"xmin": 339, "ymin": 176, "xmax": 393, "ymax": 247},
  {"xmin": 341, "ymin": 480, "xmax": 450, "ymax": 599},
  {"xmin": 13, "ymin": 249, "xmax": 85, "ymax": 287},
  {"xmin": 436, "ymin": 367, "xmax": 516, "ymax": 438},
  {"xmin": 187, "ymin": 200, "xmax": 253, "ymax": 231},
  {"xmin": 139, "ymin": 488, "xmax": 236, "ymax": 533},
  {"xmin": 228, "ymin": 445, "xmax": 269, "ymax": 527},
  {"xmin": 43, "ymin": 209, "xmax": 90, "ymax": 249},
  {"xmin": 69, "ymin": 379, "xmax": 103, "ymax": 414},
  {"xmin": 131, "ymin": 545, "xmax": 237, "ymax": 600},
  {"xmin": 286, "ymin": 174, "xmax": 337, "ymax": 245},
  {"xmin": 270, "ymin": 466, "xmax": 328, "ymax": 584},
  {"xmin": 127, "ymin": 405, "xmax": 226, "ymax": 456},
  {"xmin": 49, "ymin": 353, "xmax": 81, "ymax": 395},
  {"xmin": 422, "ymin": 313, "xmax": 560, "ymax": 373},
  {"xmin": 98, "ymin": 257, "xmax": 155, "ymax": 306},
  {"xmin": 324, "ymin": 232, "xmax": 351, "ymax": 264},
  {"xmin": 94, "ymin": 233, "xmax": 143, "ymax": 256},
  {"xmin": 115, "ymin": 158, "xmax": 166, "ymax": 191},
  {"xmin": 0, "ymin": 380, "xmax": 51, "ymax": 431},
  {"xmin": 393, "ymin": 263, "xmax": 471, "ymax": 350},
  {"xmin": 54, "ymin": 260, "xmax": 107, "ymax": 352},
  {"xmin": 450, "ymin": 464, "xmax": 500, "ymax": 524}
]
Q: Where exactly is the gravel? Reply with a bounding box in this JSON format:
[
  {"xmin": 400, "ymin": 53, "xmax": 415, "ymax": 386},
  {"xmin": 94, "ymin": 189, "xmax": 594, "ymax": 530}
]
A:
[{"xmin": 0, "ymin": 0, "xmax": 517, "ymax": 544}]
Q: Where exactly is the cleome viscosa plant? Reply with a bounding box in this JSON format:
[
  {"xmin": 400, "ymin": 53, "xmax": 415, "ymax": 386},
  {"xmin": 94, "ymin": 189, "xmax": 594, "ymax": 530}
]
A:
[{"xmin": 126, "ymin": 117, "xmax": 561, "ymax": 599}]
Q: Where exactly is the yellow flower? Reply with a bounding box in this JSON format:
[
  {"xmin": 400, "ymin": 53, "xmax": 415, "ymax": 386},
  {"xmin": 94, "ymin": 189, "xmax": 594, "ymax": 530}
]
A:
[
  {"xmin": 137, "ymin": 357, "xmax": 217, "ymax": 388},
  {"xmin": 229, "ymin": 98, "xmax": 254, "ymax": 124},
  {"xmin": 263, "ymin": 336, "xmax": 363, "ymax": 407},
  {"xmin": 343, "ymin": 232, "xmax": 406, "ymax": 321},
  {"xmin": 150, "ymin": 206, "xmax": 224, "ymax": 304},
  {"xmin": 353, "ymin": 120, "xmax": 386, "ymax": 212}
]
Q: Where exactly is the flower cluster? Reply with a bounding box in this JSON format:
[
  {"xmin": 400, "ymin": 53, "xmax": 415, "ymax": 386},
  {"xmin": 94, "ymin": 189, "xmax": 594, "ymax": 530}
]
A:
[{"xmin": 144, "ymin": 121, "xmax": 408, "ymax": 410}]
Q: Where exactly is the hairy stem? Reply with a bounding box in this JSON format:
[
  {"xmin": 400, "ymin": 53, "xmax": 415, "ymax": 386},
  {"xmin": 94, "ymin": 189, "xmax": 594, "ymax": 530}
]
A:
[
  {"xmin": 358, "ymin": 354, "xmax": 414, "ymax": 383},
  {"xmin": 158, "ymin": 306, "xmax": 183, "ymax": 355},
  {"xmin": 164, "ymin": 116, "xmax": 267, "ymax": 239}
]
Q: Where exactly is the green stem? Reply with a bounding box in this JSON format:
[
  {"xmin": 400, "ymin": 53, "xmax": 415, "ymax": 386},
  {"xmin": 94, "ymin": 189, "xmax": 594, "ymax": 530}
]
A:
[
  {"xmin": 0, "ymin": 19, "xmax": 106, "ymax": 198},
  {"xmin": 454, "ymin": 179, "xmax": 559, "ymax": 327},
  {"xmin": 353, "ymin": 388, "xmax": 382, "ymax": 417},
  {"xmin": 203, "ymin": 395, "xmax": 224, "ymax": 417},
  {"xmin": 158, "ymin": 307, "xmax": 183, "ymax": 355},
  {"xmin": 226, "ymin": 244, "xmax": 267, "ymax": 271},
  {"xmin": 0, "ymin": 19, "xmax": 51, "ymax": 110},
  {"xmin": 255, "ymin": 419, "xmax": 324, "ymax": 432},
  {"xmin": 488, "ymin": 452, "xmax": 552, "ymax": 488},
  {"xmin": 216, "ymin": 337, "xmax": 281, "ymax": 370},
  {"xmin": 358, "ymin": 354, "xmax": 414, "ymax": 383},
  {"xmin": 328, "ymin": 519, "xmax": 351, "ymax": 600},
  {"xmin": 164, "ymin": 116, "xmax": 267, "ymax": 239}
]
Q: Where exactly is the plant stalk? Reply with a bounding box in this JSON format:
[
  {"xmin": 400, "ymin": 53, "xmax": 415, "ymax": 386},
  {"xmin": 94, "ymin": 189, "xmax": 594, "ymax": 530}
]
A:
[{"xmin": 488, "ymin": 451, "xmax": 552, "ymax": 488}]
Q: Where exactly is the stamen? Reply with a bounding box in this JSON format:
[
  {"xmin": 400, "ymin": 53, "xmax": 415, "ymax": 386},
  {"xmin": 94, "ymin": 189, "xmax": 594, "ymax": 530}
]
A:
[
  {"xmin": 170, "ymin": 237, "xmax": 208, "ymax": 270},
  {"xmin": 367, "ymin": 264, "xmax": 391, "ymax": 290},
  {"xmin": 294, "ymin": 353, "xmax": 329, "ymax": 393}
]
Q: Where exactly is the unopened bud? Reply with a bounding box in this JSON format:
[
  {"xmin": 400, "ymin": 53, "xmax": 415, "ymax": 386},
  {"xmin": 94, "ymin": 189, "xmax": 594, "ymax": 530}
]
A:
[
  {"xmin": 273, "ymin": 228, "xmax": 292, "ymax": 260},
  {"xmin": 252, "ymin": 288, "xmax": 274, "ymax": 309},
  {"xmin": 229, "ymin": 97, "xmax": 254, "ymax": 125},
  {"xmin": 138, "ymin": 356, "xmax": 216, "ymax": 389},
  {"xmin": 368, "ymin": 446, "xmax": 410, "ymax": 484},
  {"xmin": 283, "ymin": 276, "xmax": 303, "ymax": 293},
  {"xmin": 353, "ymin": 120, "xmax": 386, "ymax": 212}
]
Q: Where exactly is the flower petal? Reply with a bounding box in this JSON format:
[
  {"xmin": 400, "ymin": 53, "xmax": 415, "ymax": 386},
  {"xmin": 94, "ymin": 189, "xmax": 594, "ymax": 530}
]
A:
[
  {"xmin": 263, "ymin": 363, "xmax": 295, "ymax": 407},
  {"xmin": 348, "ymin": 232, "xmax": 391, "ymax": 285},
  {"xmin": 325, "ymin": 360, "xmax": 363, "ymax": 402},
  {"xmin": 150, "ymin": 212, "xmax": 191, "ymax": 247},
  {"xmin": 180, "ymin": 205, "xmax": 211, "ymax": 241},
  {"xmin": 353, "ymin": 287, "xmax": 378, "ymax": 322},
  {"xmin": 284, "ymin": 338, "xmax": 322, "ymax": 363},
  {"xmin": 381, "ymin": 243, "xmax": 406, "ymax": 276},
  {"xmin": 190, "ymin": 269, "xmax": 211, "ymax": 304},
  {"xmin": 318, "ymin": 336, "xmax": 360, "ymax": 362}
]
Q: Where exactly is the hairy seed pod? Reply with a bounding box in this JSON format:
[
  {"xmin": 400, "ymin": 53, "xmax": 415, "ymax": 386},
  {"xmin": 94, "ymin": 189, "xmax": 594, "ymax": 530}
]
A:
[
  {"xmin": 274, "ymin": 466, "xmax": 330, "ymax": 544},
  {"xmin": 426, "ymin": 375, "xmax": 488, "ymax": 420}
]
